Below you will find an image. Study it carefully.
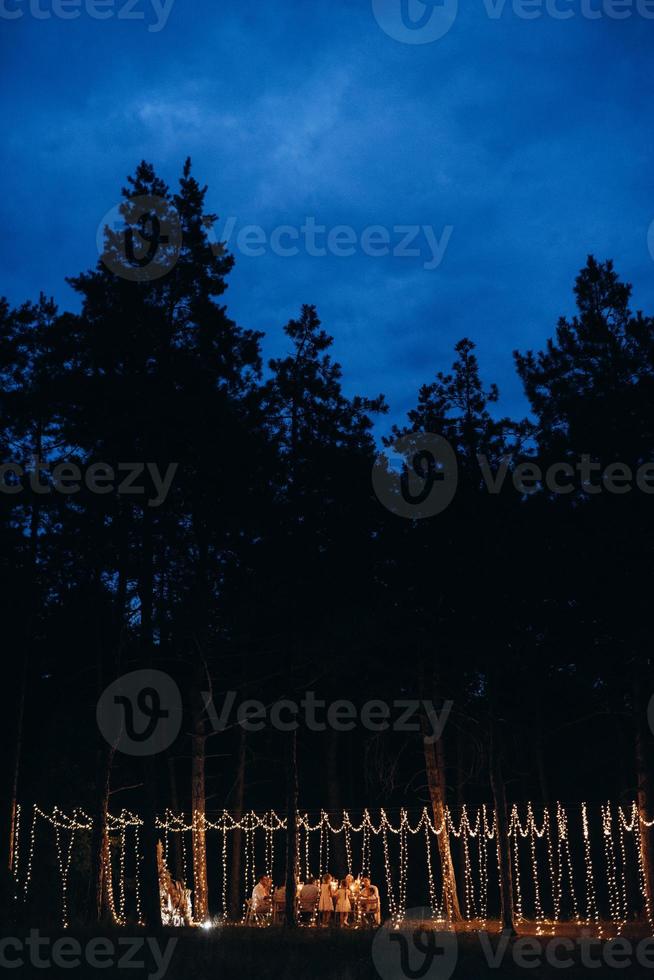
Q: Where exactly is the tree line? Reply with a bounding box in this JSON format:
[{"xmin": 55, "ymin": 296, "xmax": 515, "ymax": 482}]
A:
[{"xmin": 1, "ymin": 159, "xmax": 653, "ymax": 930}]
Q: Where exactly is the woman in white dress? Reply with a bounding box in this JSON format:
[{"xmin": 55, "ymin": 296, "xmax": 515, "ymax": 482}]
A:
[
  {"xmin": 318, "ymin": 873, "xmax": 334, "ymax": 925},
  {"xmin": 334, "ymin": 878, "xmax": 352, "ymax": 927}
]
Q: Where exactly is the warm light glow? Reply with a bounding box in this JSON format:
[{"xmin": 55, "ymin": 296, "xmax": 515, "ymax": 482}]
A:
[{"xmin": 13, "ymin": 802, "xmax": 654, "ymax": 935}]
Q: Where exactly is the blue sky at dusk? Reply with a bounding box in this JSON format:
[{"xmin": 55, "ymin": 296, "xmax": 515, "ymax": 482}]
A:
[{"xmin": 1, "ymin": 0, "xmax": 653, "ymax": 427}]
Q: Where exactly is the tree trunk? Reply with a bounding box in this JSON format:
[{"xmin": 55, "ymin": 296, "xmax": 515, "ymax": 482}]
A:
[
  {"xmin": 229, "ymin": 727, "xmax": 247, "ymax": 920},
  {"xmin": 139, "ymin": 506, "xmax": 162, "ymax": 929},
  {"xmin": 422, "ymin": 714, "xmax": 462, "ymax": 922},
  {"xmin": 142, "ymin": 757, "xmax": 162, "ymax": 928},
  {"xmin": 533, "ymin": 689, "xmax": 550, "ymax": 807},
  {"xmin": 89, "ymin": 508, "xmax": 127, "ymax": 924},
  {"xmin": 7, "ymin": 432, "xmax": 42, "ymax": 874},
  {"xmin": 326, "ymin": 729, "xmax": 347, "ymax": 875},
  {"xmin": 90, "ymin": 742, "xmax": 115, "ymax": 923},
  {"xmin": 455, "ymin": 723, "xmax": 467, "ymax": 898},
  {"xmin": 7, "ymin": 658, "xmax": 27, "ymax": 875},
  {"xmin": 189, "ymin": 523, "xmax": 211, "ymax": 924},
  {"xmin": 284, "ymin": 728, "xmax": 299, "ymax": 929},
  {"xmin": 283, "ymin": 364, "xmax": 300, "ymax": 931},
  {"xmin": 634, "ymin": 668, "xmax": 654, "ymax": 916},
  {"xmin": 191, "ymin": 675, "xmax": 209, "ymax": 923},
  {"xmin": 489, "ymin": 710, "xmax": 516, "ymax": 935},
  {"xmin": 167, "ymin": 758, "xmax": 184, "ymax": 883},
  {"xmin": 534, "ymin": 731, "xmax": 549, "ymax": 809}
]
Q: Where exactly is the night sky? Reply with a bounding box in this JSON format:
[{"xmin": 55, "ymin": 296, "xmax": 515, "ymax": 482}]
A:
[{"xmin": 1, "ymin": 0, "xmax": 653, "ymax": 427}]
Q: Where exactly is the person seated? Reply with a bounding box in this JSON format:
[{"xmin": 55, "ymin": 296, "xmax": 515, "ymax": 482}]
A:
[
  {"xmin": 359, "ymin": 877, "xmax": 381, "ymax": 925},
  {"xmin": 300, "ymin": 877, "xmax": 320, "ymax": 909},
  {"xmin": 274, "ymin": 884, "xmax": 286, "ymax": 906},
  {"xmin": 251, "ymin": 875, "xmax": 271, "ymax": 914},
  {"xmin": 298, "ymin": 877, "xmax": 320, "ymax": 922},
  {"xmin": 272, "ymin": 883, "xmax": 286, "ymax": 922}
]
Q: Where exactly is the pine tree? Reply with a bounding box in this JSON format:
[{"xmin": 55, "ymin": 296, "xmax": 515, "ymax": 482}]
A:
[
  {"xmin": 266, "ymin": 305, "xmax": 386, "ymax": 926},
  {"xmin": 65, "ymin": 159, "xmax": 265, "ymax": 925}
]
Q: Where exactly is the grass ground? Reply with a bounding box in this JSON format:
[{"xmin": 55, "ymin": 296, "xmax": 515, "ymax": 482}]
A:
[{"xmin": 5, "ymin": 920, "xmax": 654, "ymax": 978}]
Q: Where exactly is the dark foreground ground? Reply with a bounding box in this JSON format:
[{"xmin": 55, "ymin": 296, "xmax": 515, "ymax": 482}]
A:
[{"xmin": 4, "ymin": 920, "xmax": 654, "ymax": 979}]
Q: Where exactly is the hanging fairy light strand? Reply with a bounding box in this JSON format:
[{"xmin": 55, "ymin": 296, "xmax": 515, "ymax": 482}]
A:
[
  {"xmin": 477, "ymin": 804, "xmax": 492, "ymax": 925},
  {"xmin": 581, "ymin": 802, "xmax": 602, "ymax": 937},
  {"xmin": 626, "ymin": 803, "xmax": 654, "ymax": 935},
  {"xmin": 509, "ymin": 806, "xmax": 524, "ymax": 923},
  {"xmin": 556, "ymin": 803, "xmax": 580, "ymax": 925},
  {"xmin": 220, "ymin": 815, "xmax": 228, "ymax": 920},
  {"xmin": 617, "ymin": 809, "xmax": 630, "ymax": 928},
  {"xmin": 13, "ymin": 804, "xmax": 21, "ymax": 885},
  {"xmin": 543, "ymin": 808, "xmax": 558, "ymax": 933},
  {"xmin": 15, "ymin": 801, "xmax": 654, "ymax": 935},
  {"xmin": 423, "ymin": 815, "xmax": 443, "ymax": 920},
  {"xmin": 344, "ymin": 815, "xmax": 353, "ymax": 877},
  {"xmin": 601, "ymin": 802, "xmax": 624, "ymax": 935}
]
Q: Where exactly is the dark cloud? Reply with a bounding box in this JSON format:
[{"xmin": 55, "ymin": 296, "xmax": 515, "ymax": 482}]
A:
[{"xmin": 1, "ymin": 0, "xmax": 652, "ymax": 429}]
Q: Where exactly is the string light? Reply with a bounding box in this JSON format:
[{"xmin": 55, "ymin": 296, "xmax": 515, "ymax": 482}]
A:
[
  {"xmin": 102, "ymin": 829, "xmax": 122, "ymax": 927},
  {"xmin": 22, "ymin": 805, "xmax": 38, "ymax": 901},
  {"xmin": 628, "ymin": 803, "xmax": 654, "ymax": 934},
  {"xmin": 462, "ymin": 807, "xmax": 477, "ymax": 921},
  {"xmin": 191, "ymin": 809, "xmax": 209, "ymax": 923},
  {"xmin": 361, "ymin": 811, "xmax": 371, "ymax": 880},
  {"xmin": 304, "ymin": 819, "xmax": 312, "ymax": 881},
  {"xmin": 557, "ymin": 803, "xmax": 580, "ymax": 925},
  {"xmin": 265, "ymin": 810, "xmax": 274, "ymax": 880},
  {"xmin": 509, "ymin": 805, "xmax": 524, "ymax": 923},
  {"xmin": 617, "ymin": 810, "xmax": 629, "ymax": 929},
  {"xmin": 242, "ymin": 816, "xmax": 252, "ymax": 922},
  {"xmin": 423, "ymin": 817, "xmax": 435, "ymax": 917},
  {"xmin": 477, "ymin": 804, "xmax": 491, "ymax": 926},
  {"xmin": 531, "ymin": 804, "xmax": 547, "ymax": 934},
  {"xmin": 118, "ymin": 816, "xmax": 127, "ymax": 924},
  {"xmin": 601, "ymin": 802, "xmax": 624, "ymax": 935},
  {"xmin": 221, "ymin": 813, "xmax": 228, "ymax": 920},
  {"xmin": 399, "ymin": 810, "xmax": 408, "ymax": 924},
  {"xmin": 321, "ymin": 811, "xmax": 330, "ymax": 878},
  {"xmin": 53, "ymin": 807, "xmax": 75, "ymax": 928},
  {"xmin": 133, "ymin": 821, "xmax": 143, "ymax": 926},
  {"xmin": 15, "ymin": 801, "xmax": 654, "ymax": 935},
  {"xmin": 344, "ymin": 813, "xmax": 353, "ymax": 877},
  {"xmin": 13, "ymin": 804, "xmax": 21, "ymax": 886},
  {"xmin": 544, "ymin": 807, "xmax": 559, "ymax": 934},
  {"xmin": 381, "ymin": 810, "xmax": 405, "ymax": 926},
  {"xmin": 581, "ymin": 803, "xmax": 602, "ymax": 937},
  {"xmin": 449, "ymin": 806, "xmax": 476, "ymax": 921}
]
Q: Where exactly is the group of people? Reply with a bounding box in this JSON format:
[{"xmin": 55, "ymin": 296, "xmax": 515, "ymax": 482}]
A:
[
  {"xmin": 317, "ymin": 873, "xmax": 381, "ymax": 926},
  {"xmin": 251, "ymin": 873, "xmax": 381, "ymax": 926}
]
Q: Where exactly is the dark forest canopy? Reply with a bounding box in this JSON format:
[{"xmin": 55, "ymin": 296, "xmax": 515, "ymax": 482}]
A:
[{"xmin": 1, "ymin": 160, "xmax": 654, "ymax": 926}]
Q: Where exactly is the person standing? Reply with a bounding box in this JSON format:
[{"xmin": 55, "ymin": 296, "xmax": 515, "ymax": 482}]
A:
[
  {"xmin": 335, "ymin": 878, "xmax": 352, "ymax": 927},
  {"xmin": 318, "ymin": 873, "xmax": 334, "ymax": 925}
]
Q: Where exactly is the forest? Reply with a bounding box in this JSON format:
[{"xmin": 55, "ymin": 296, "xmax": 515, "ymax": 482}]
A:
[{"xmin": 1, "ymin": 158, "xmax": 653, "ymax": 934}]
